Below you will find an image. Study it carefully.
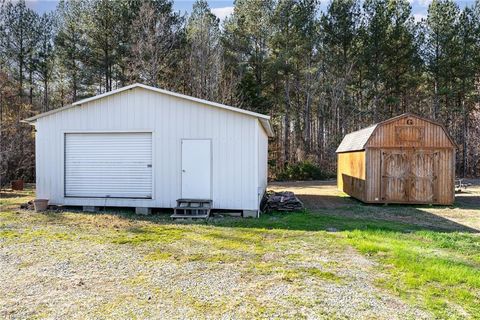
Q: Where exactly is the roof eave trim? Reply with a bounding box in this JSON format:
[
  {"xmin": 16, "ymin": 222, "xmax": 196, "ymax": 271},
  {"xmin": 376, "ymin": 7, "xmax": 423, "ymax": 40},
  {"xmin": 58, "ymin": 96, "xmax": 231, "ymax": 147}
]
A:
[
  {"xmin": 259, "ymin": 118, "xmax": 275, "ymax": 137},
  {"xmin": 21, "ymin": 83, "xmax": 271, "ymax": 123},
  {"xmin": 335, "ymin": 147, "xmax": 366, "ymax": 153},
  {"xmin": 71, "ymin": 83, "xmax": 271, "ymax": 120},
  {"xmin": 22, "ymin": 103, "xmax": 76, "ymax": 123}
]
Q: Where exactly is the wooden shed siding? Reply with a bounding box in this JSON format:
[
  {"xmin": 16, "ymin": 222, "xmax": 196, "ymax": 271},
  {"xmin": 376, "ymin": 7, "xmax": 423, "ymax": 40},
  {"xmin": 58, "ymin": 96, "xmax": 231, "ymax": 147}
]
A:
[
  {"xmin": 337, "ymin": 151, "xmax": 366, "ymax": 201},
  {"xmin": 435, "ymin": 149, "xmax": 455, "ymax": 204},
  {"xmin": 365, "ymin": 148, "xmax": 381, "ymax": 202},
  {"xmin": 338, "ymin": 114, "xmax": 455, "ymax": 205},
  {"xmin": 35, "ymin": 87, "xmax": 262, "ymax": 210},
  {"xmin": 365, "ymin": 148, "xmax": 454, "ymax": 204},
  {"xmin": 366, "ymin": 116, "xmax": 454, "ymax": 149}
]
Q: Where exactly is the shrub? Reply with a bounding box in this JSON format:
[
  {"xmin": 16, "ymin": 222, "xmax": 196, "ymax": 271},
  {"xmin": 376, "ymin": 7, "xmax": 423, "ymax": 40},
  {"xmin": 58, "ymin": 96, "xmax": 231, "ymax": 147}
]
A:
[{"xmin": 276, "ymin": 161, "xmax": 333, "ymax": 181}]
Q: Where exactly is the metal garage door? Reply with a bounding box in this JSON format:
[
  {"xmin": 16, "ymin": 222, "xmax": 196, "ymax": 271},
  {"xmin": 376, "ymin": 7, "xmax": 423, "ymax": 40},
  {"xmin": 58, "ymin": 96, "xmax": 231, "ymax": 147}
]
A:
[{"xmin": 65, "ymin": 133, "xmax": 152, "ymax": 198}]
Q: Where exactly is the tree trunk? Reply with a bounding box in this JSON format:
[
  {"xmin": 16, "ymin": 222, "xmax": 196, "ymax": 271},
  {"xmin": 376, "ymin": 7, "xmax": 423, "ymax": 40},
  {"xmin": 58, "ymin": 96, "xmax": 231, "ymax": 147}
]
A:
[
  {"xmin": 463, "ymin": 107, "xmax": 468, "ymax": 177},
  {"xmin": 29, "ymin": 65, "xmax": 33, "ymax": 105},
  {"xmin": 284, "ymin": 77, "xmax": 291, "ymax": 165},
  {"xmin": 43, "ymin": 78, "xmax": 48, "ymax": 112}
]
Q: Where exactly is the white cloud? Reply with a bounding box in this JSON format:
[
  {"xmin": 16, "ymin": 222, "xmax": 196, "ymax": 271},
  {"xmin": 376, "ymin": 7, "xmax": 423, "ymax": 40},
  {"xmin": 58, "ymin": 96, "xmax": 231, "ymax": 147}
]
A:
[
  {"xmin": 418, "ymin": 0, "xmax": 433, "ymax": 6},
  {"xmin": 211, "ymin": 6, "xmax": 234, "ymax": 22},
  {"xmin": 407, "ymin": 0, "xmax": 432, "ymax": 6},
  {"xmin": 413, "ymin": 13, "xmax": 427, "ymax": 22}
]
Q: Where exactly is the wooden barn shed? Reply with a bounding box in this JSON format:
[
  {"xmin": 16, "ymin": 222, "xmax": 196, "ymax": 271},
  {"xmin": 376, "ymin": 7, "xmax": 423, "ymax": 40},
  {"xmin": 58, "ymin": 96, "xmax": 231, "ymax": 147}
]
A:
[{"xmin": 336, "ymin": 113, "xmax": 456, "ymax": 205}]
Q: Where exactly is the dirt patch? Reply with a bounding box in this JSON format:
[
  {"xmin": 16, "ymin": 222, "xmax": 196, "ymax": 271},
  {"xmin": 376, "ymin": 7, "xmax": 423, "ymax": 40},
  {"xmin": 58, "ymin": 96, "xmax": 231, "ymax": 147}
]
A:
[
  {"xmin": 269, "ymin": 180, "xmax": 357, "ymax": 209},
  {"xmin": 269, "ymin": 180, "xmax": 480, "ymax": 232}
]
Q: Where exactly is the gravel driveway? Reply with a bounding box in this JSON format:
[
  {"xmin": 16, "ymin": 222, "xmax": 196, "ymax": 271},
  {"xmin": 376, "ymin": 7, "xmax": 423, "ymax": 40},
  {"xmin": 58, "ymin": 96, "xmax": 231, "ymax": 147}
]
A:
[
  {"xmin": 0, "ymin": 211, "xmax": 430, "ymax": 319},
  {"xmin": 4, "ymin": 182, "xmax": 478, "ymax": 319}
]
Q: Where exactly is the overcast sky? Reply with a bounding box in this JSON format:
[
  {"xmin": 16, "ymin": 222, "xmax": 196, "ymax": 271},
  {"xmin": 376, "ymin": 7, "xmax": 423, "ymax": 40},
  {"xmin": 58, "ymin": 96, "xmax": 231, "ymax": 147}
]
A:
[{"xmin": 25, "ymin": 0, "xmax": 476, "ymax": 23}]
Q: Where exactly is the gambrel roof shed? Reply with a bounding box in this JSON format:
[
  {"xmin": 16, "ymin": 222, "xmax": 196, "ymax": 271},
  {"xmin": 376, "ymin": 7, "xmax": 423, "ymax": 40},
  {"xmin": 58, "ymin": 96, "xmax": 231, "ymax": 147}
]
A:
[
  {"xmin": 336, "ymin": 113, "xmax": 456, "ymax": 153},
  {"xmin": 24, "ymin": 83, "xmax": 273, "ymax": 217},
  {"xmin": 336, "ymin": 113, "xmax": 456, "ymax": 205}
]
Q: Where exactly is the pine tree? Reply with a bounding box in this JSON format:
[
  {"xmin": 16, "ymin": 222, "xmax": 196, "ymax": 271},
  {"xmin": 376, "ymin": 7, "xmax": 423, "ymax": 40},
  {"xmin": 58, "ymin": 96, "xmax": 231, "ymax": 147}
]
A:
[
  {"xmin": 321, "ymin": 0, "xmax": 360, "ymax": 147},
  {"xmin": 128, "ymin": 0, "xmax": 185, "ymax": 89},
  {"xmin": 222, "ymin": 0, "xmax": 274, "ymax": 113},
  {"xmin": 55, "ymin": 0, "xmax": 89, "ymax": 102},
  {"xmin": 36, "ymin": 13, "xmax": 56, "ymax": 112},
  {"xmin": 87, "ymin": 0, "xmax": 124, "ymax": 92},
  {"xmin": 0, "ymin": 0, "xmax": 38, "ymax": 99},
  {"xmin": 185, "ymin": 0, "xmax": 221, "ymax": 100},
  {"xmin": 426, "ymin": 0, "xmax": 460, "ymax": 120}
]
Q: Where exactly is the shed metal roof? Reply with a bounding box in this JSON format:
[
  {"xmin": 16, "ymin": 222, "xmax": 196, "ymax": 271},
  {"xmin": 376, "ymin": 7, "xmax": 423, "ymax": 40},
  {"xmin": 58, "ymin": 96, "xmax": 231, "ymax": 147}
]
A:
[
  {"xmin": 22, "ymin": 83, "xmax": 274, "ymax": 137},
  {"xmin": 336, "ymin": 124, "xmax": 378, "ymax": 153}
]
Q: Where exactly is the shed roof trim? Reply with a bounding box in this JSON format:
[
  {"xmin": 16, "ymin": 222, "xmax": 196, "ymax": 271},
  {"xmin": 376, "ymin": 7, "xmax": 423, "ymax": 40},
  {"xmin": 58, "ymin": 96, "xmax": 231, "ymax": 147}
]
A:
[{"xmin": 22, "ymin": 83, "xmax": 274, "ymax": 136}]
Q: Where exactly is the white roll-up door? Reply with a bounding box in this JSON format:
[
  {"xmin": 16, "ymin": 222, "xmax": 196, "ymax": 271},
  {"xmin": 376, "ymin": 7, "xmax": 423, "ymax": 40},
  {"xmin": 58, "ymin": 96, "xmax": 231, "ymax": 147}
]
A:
[{"xmin": 65, "ymin": 133, "xmax": 152, "ymax": 198}]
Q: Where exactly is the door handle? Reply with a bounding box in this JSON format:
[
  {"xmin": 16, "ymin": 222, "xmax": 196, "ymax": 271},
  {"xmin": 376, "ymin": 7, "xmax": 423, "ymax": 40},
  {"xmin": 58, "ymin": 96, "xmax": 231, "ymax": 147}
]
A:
[{"xmin": 182, "ymin": 169, "xmax": 186, "ymax": 172}]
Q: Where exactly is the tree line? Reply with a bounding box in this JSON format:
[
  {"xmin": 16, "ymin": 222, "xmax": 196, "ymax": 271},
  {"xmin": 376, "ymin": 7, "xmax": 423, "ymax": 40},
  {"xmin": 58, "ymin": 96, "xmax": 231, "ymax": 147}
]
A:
[{"xmin": 1, "ymin": 0, "xmax": 480, "ymax": 185}]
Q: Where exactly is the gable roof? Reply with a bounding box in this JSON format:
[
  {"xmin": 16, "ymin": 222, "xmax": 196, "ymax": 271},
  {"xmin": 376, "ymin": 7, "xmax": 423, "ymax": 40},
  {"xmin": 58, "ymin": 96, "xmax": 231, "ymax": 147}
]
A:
[
  {"xmin": 22, "ymin": 83, "xmax": 274, "ymax": 137},
  {"xmin": 336, "ymin": 113, "xmax": 456, "ymax": 153}
]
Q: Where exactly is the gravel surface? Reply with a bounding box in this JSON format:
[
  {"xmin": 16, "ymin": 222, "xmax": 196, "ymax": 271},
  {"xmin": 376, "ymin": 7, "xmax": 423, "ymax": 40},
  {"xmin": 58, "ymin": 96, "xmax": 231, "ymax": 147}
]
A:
[
  {"xmin": 0, "ymin": 218, "xmax": 431, "ymax": 319},
  {"xmin": 4, "ymin": 182, "xmax": 467, "ymax": 319}
]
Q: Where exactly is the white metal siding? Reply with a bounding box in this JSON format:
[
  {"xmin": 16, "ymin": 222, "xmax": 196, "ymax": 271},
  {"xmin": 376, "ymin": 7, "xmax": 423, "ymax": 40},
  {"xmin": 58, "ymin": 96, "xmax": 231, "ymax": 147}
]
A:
[
  {"xmin": 258, "ymin": 122, "xmax": 268, "ymax": 205},
  {"xmin": 65, "ymin": 133, "xmax": 152, "ymax": 198},
  {"xmin": 35, "ymin": 87, "xmax": 262, "ymax": 210}
]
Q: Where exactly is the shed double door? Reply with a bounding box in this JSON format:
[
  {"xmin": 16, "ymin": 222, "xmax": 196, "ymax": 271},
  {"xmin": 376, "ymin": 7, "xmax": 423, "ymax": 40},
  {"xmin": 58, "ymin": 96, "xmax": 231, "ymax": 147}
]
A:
[{"xmin": 381, "ymin": 149, "xmax": 438, "ymax": 203}]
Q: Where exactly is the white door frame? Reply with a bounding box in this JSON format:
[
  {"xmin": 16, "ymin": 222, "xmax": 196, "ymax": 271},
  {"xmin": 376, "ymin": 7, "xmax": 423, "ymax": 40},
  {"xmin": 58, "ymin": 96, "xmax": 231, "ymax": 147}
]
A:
[{"xmin": 180, "ymin": 138, "xmax": 213, "ymax": 200}]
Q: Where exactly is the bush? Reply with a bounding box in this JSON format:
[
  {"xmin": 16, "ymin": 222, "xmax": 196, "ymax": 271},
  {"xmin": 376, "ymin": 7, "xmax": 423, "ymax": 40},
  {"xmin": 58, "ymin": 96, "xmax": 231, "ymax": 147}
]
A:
[{"xmin": 276, "ymin": 161, "xmax": 333, "ymax": 181}]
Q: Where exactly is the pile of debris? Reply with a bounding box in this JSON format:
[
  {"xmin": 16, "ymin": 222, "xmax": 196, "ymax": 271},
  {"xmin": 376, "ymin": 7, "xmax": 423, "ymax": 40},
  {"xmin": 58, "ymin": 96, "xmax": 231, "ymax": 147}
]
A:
[
  {"xmin": 455, "ymin": 179, "xmax": 472, "ymax": 193},
  {"xmin": 262, "ymin": 191, "xmax": 304, "ymax": 212},
  {"xmin": 20, "ymin": 200, "xmax": 34, "ymax": 210}
]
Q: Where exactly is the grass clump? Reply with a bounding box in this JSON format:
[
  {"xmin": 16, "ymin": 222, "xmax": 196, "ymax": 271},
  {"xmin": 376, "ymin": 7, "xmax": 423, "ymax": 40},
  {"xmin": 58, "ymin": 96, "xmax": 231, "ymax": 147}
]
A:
[
  {"xmin": 0, "ymin": 229, "xmax": 19, "ymax": 239},
  {"xmin": 144, "ymin": 250, "xmax": 172, "ymax": 261},
  {"xmin": 109, "ymin": 226, "xmax": 185, "ymax": 245},
  {"xmin": 301, "ymin": 267, "xmax": 342, "ymax": 282}
]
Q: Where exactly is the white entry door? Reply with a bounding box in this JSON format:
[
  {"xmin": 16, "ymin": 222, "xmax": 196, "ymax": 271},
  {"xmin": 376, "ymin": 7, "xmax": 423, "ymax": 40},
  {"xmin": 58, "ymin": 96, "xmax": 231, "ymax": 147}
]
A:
[{"xmin": 181, "ymin": 139, "xmax": 211, "ymax": 199}]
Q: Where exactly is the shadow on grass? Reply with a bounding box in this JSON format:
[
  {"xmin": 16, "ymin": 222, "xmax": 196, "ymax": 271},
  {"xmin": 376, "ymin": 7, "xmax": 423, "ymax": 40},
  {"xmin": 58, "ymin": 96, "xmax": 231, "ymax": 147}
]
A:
[
  {"xmin": 454, "ymin": 190, "xmax": 480, "ymax": 209},
  {"xmin": 216, "ymin": 209, "xmax": 479, "ymax": 234},
  {"xmin": 0, "ymin": 191, "xmax": 29, "ymax": 199},
  {"xmin": 41, "ymin": 203, "xmax": 478, "ymax": 235},
  {"xmin": 12, "ymin": 181, "xmax": 479, "ymax": 234}
]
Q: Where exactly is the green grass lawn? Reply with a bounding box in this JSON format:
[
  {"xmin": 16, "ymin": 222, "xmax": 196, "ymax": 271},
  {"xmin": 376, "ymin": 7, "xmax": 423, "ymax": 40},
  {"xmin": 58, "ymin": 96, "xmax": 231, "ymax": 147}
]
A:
[
  {"xmin": 1, "ymin": 186, "xmax": 479, "ymax": 319},
  {"xmin": 224, "ymin": 212, "xmax": 480, "ymax": 318}
]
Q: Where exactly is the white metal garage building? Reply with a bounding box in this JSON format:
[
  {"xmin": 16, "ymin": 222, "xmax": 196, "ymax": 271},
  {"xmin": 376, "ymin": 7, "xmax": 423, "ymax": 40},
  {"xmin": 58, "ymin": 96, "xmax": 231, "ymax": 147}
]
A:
[{"xmin": 23, "ymin": 83, "xmax": 273, "ymax": 217}]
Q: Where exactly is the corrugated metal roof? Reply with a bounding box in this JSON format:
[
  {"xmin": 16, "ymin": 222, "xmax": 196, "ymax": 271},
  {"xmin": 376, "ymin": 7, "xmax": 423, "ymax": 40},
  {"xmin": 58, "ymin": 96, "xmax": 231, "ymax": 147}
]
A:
[{"xmin": 336, "ymin": 124, "xmax": 378, "ymax": 153}]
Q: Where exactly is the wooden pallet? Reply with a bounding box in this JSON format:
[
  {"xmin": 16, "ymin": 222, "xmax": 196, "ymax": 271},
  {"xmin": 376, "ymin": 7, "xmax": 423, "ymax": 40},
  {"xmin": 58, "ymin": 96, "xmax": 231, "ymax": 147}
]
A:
[{"xmin": 171, "ymin": 199, "xmax": 212, "ymax": 219}]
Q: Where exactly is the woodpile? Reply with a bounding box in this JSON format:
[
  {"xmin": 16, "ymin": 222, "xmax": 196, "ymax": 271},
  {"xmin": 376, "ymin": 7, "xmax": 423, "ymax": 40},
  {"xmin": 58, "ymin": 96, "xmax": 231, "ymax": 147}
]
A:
[{"xmin": 262, "ymin": 191, "xmax": 304, "ymax": 212}]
